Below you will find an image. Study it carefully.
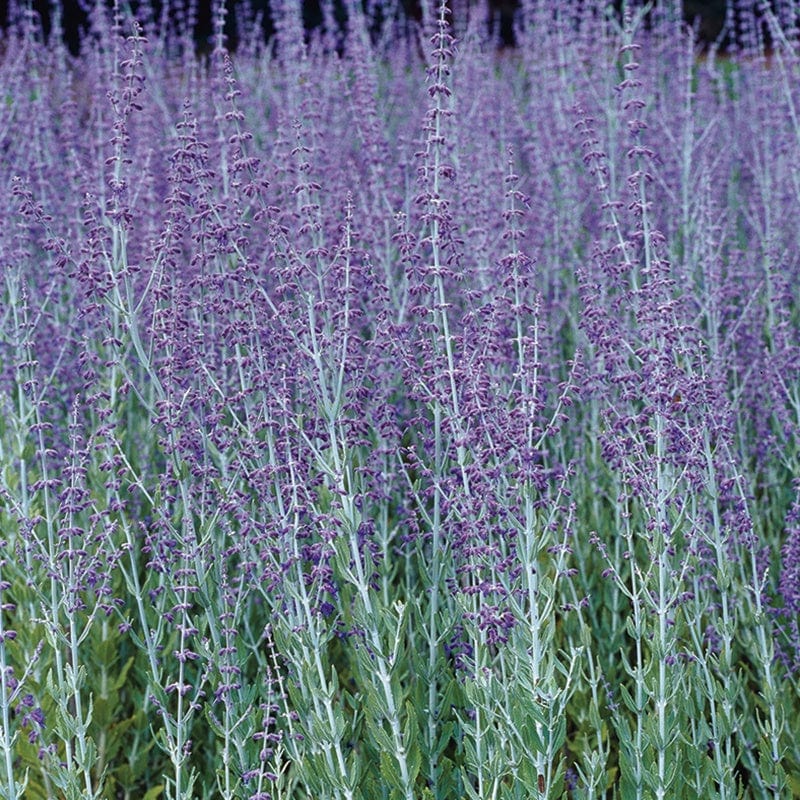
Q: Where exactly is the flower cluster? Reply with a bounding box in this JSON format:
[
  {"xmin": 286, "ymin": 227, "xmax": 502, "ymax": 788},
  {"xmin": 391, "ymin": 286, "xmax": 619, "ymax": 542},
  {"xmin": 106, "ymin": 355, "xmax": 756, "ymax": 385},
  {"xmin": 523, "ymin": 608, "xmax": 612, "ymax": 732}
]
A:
[{"xmin": 0, "ymin": 0, "xmax": 798, "ymax": 798}]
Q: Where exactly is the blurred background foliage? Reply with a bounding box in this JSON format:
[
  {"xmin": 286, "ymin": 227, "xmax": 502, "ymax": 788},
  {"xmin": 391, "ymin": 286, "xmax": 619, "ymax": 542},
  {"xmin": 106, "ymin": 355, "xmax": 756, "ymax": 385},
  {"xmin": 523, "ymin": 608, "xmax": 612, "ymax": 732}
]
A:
[{"xmin": 0, "ymin": 0, "xmax": 745, "ymax": 56}]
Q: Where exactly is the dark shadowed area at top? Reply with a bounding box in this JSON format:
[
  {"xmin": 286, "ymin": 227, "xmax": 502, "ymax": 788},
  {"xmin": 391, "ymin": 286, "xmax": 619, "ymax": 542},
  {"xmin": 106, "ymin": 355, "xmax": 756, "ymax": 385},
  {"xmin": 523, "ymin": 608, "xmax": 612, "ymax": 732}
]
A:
[{"xmin": 6, "ymin": 0, "xmax": 737, "ymax": 55}]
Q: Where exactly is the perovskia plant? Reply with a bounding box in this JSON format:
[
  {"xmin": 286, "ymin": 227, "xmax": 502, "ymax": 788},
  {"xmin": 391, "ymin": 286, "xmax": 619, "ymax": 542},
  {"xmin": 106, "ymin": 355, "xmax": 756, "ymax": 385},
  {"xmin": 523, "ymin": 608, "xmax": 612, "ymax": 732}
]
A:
[{"xmin": 0, "ymin": 0, "xmax": 799, "ymax": 798}]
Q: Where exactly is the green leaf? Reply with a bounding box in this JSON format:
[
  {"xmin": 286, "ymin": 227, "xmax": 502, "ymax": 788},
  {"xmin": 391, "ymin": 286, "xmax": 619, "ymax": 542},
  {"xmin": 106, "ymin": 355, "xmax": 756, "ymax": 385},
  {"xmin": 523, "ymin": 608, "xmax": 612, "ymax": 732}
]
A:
[
  {"xmin": 550, "ymin": 713, "xmax": 567, "ymax": 753},
  {"xmin": 365, "ymin": 717, "xmax": 395, "ymax": 756},
  {"xmin": 402, "ymin": 699, "xmax": 418, "ymax": 750},
  {"xmin": 460, "ymin": 769, "xmax": 482, "ymax": 800},
  {"xmin": 407, "ymin": 739, "xmax": 422, "ymax": 788},
  {"xmin": 520, "ymin": 719, "xmax": 544, "ymax": 752},
  {"xmin": 379, "ymin": 749, "xmax": 403, "ymax": 794},
  {"xmin": 619, "ymin": 683, "xmax": 646, "ymax": 715},
  {"xmin": 435, "ymin": 721, "xmax": 456, "ymax": 760},
  {"xmin": 625, "ymin": 615, "xmax": 643, "ymax": 640},
  {"xmin": 113, "ymin": 656, "xmax": 136, "ymax": 691}
]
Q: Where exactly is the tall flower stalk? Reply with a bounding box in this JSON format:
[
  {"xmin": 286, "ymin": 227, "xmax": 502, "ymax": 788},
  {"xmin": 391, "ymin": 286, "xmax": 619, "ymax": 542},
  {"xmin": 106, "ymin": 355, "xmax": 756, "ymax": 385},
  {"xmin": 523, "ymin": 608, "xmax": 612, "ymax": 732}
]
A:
[{"xmin": 0, "ymin": 0, "xmax": 798, "ymax": 797}]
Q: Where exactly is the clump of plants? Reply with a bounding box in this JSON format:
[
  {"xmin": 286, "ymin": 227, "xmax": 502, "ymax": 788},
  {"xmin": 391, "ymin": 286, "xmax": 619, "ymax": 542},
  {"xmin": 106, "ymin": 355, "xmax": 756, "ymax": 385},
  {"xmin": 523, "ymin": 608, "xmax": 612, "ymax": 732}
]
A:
[{"xmin": 0, "ymin": 0, "xmax": 798, "ymax": 797}]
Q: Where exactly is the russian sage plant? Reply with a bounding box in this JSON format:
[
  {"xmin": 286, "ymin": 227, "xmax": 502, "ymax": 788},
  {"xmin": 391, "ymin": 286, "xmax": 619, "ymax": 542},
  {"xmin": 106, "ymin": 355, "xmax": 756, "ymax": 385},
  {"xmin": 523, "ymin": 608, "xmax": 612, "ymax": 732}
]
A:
[{"xmin": 0, "ymin": 0, "xmax": 799, "ymax": 798}]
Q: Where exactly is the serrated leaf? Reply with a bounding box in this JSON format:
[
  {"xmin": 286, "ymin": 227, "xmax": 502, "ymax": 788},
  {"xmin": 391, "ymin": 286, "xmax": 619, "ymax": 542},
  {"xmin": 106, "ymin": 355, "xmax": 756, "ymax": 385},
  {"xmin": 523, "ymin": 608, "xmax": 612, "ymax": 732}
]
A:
[
  {"xmin": 521, "ymin": 719, "xmax": 544, "ymax": 752},
  {"xmin": 407, "ymin": 739, "xmax": 422, "ymax": 787},
  {"xmin": 402, "ymin": 699, "xmax": 417, "ymax": 748},
  {"xmin": 462, "ymin": 734, "xmax": 478, "ymax": 772},
  {"xmin": 363, "ymin": 681, "xmax": 390, "ymax": 721},
  {"xmin": 345, "ymin": 749, "xmax": 363, "ymax": 792},
  {"xmin": 365, "ymin": 716, "xmax": 395, "ymax": 754},
  {"xmin": 75, "ymin": 736, "xmax": 97, "ymax": 772},
  {"xmin": 664, "ymin": 754, "xmax": 680, "ymax": 789},
  {"xmin": 379, "ymin": 749, "xmax": 403, "ymax": 794},
  {"xmin": 460, "ymin": 768, "xmax": 482, "ymax": 800},
  {"xmin": 625, "ymin": 615, "xmax": 643, "ymax": 640},
  {"xmin": 551, "ymin": 713, "xmax": 567, "ymax": 752}
]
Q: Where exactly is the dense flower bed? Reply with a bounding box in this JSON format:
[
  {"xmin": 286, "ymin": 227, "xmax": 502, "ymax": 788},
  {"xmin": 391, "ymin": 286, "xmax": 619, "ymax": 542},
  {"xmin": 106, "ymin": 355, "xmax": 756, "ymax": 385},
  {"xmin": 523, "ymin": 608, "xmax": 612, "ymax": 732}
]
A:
[{"xmin": 0, "ymin": 1, "xmax": 799, "ymax": 797}]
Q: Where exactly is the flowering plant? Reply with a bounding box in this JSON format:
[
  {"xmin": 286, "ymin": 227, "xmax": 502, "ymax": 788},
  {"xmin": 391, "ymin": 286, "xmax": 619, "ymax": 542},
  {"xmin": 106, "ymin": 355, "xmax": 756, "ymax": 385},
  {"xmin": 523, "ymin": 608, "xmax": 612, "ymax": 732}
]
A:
[{"xmin": 0, "ymin": 0, "xmax": 799, "ymax": 798}]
